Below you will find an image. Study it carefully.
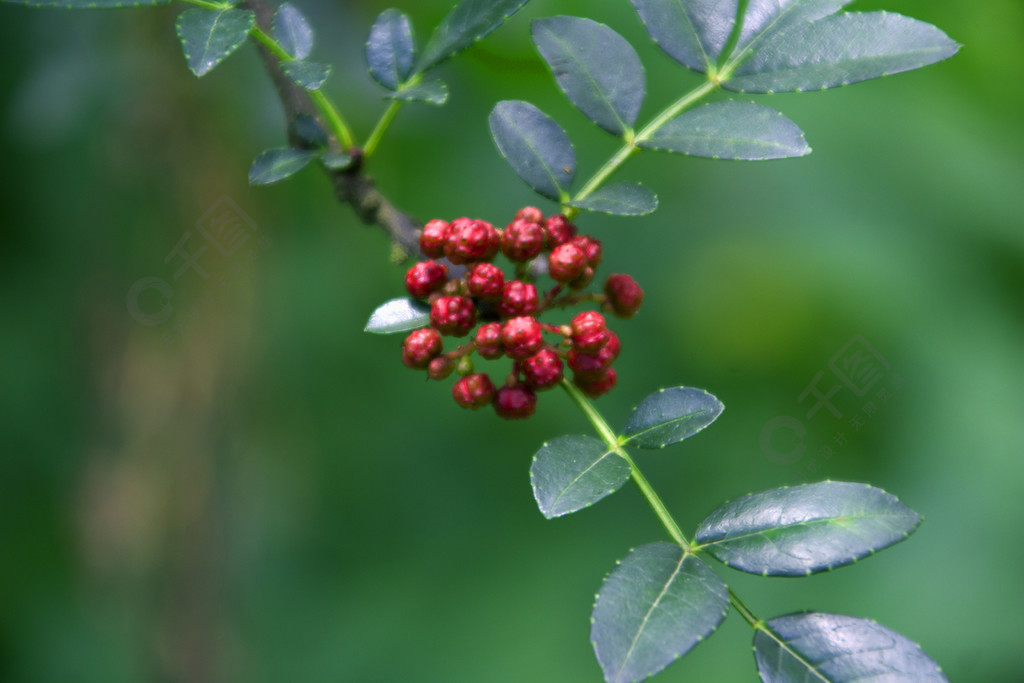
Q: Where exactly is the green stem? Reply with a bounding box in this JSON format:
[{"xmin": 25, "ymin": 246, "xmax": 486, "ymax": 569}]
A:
[
  {"xmin": 181, "ymin": 0, "xmax": 233, "ymax": 10},
  {"xmin": 560, "ymin": 380, "xmax": 690, "ymax": 549},
  {"xmin": 249, "ymin": 26, "xmax": 356, "ymax": 150},
  {"xmin": 364, "ymin": 101, "xmax": 403, "ymax": 158},
  {"xmin": 570, "ymin": 79, "xmax": 719, "ymax": 205}
]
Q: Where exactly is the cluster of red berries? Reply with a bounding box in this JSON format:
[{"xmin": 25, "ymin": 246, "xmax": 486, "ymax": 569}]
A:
[{"xmin": 400, "ymin": 207, "xmax": 644, "ymax": 419}]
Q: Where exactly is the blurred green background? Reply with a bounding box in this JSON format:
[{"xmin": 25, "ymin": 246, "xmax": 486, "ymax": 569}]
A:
[{"xmin": 1, "ymin": 0, "xmax": 1021, "ymax": 681}]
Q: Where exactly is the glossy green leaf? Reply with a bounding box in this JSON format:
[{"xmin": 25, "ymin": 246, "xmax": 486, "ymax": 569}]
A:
[
  {"xmin": 176, "ymin": 8, "xmax": 254, "ymax": 78},
  {"xmin": 530, "ymin": 436, "xmax": 630, "ymax": 519},
  {"xmin": 695, "ymin": 481, "xmax": 921, "ymax": 576},
  {"xmin": 630, "ymin": 0, "xmax": 738, "ymax": 72},
  {"xmin": 639, "ymin": 101, "xmax": 810, "ymax": 160},
  {"xmin": 364, "ymin": 298, "xmax": 431, "ymax": 334},
  {"xmin": 569, "ymin": 183, "xmax": 658, "ymax": 216},
  {"xmin": 281, "ymin": 60, "xmax": 331, "ymax": 91},
  {"xmin": 532, "ymin": 17, "xmax": 645, "ymax": 136},
  {"xmin": 592, "ymin": 544, "xmax": 729, "ymax": 683},
  {"xmin": 489, "ymin": 101, "xmax": 575, "ymax": 201},
  {"xmin": 2, "ymin": 0, "xmax": 169, "ymax": 7},
  {"xmin": 248, "ymin": 148, "xmax": 318, "ymax": 186},
  {"xmin": 755, "ymin": 612, "xmax": 948, "ymax": 682},
  {"xmin": 417, "ymin": 0, "xmax": 531, "ymax": 73},
  {"xmin": 387, "ymin": 80, "xmax": 449, "ymax": 106},
  {"xmin": 273, "ymin": 3, "xmax": 314, "ymax": 60},
  {"xmin": 366, "ymin": 9, "xmax": 416, "ymax": 91},
  {"xmin": 726, "ymin": 12, "xmax": 961, "ymax": 93},
  {"xmin": 621, "ymin": 387, "xmax": 724, "ymax": 449},
  {"xmin": 732, "ymin": 0, "xmax": 850, "ymax": 64}
]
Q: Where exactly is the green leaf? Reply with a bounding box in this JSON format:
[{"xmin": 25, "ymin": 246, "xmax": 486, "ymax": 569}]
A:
[
  {"xmin": 367, "ymin": 9, "xmax": 416, "ymax": 91},
  {"xmin": 387, "ymin": 80, "xmax": 449, "ymax": 106},
  {"xmin": 281, "ymin": 60, "xmax": 331, "ymax": 91},
  {"xmin": 569, "ymin": 183, "xmax": 658, "ymax": 216},
  {"xmin": 175, "ymin": 8, "xmax": 254, "ymax": 78},
  {"xmin": 621, "ymin": 387, "xmax": 724, "ymax": 449},
  {"xmin": 725, "ymin": 12, "xmax": 961, "ymax": 94},
  {"xmin": 532, "ymin": 17, "xmax": 645, "ymax": 136},
  {"xmin": 638, "ymin": 101, "xmax": 810, "ymax": 160},
  {"xmin": 489, "ymin": 101, "xmax": 575, "ymax": 201},
  {"xmin": 629, "ymin": 0, "xmax": 738, "ymax": 73},
  {"xmin": 248, "ymin": 148, "xmax": 318, "ymax": 186},
  {"xmin": 273, "ymin": 3, "xmax": 314, "ymax": 60},
  {"xmin": 291, "ymin": 114, "xmax": 328, "ymax": 148},
  {"xmin": 755, "ymin": 612, "xmax": 948, "ymax": 682},
  {"xmin": 530, "ymin": 436, "xmax": 630, "ymax": 519},
  {"xmin": 321, "ymin": 153, "xmax": 354, "ymax": 170},
  {"xmin": 3, "ymin": 0, "xmax": 169, "ymax": 7},
  {"xmin": 364, "ymin": 298, "xmax": 431, "ymax": 334},
  {"xmin": 732, "ymin": 0, "xmax": 851, "ymax": 65},
  {"xmin": 694, "ymin": 481, "xmax": 921, "ymax": 576},
  {"xmin": 592, "ymin": 544, "xmax": 729, "ymax": 683},
  {"xmin": 417, "ymin": 0, "xmax": 531, "ymax": 73}
]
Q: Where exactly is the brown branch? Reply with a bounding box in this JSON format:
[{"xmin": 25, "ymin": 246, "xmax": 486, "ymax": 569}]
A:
[{"xmin": 242, "ymin": 0, "xmax": 421, "ymax": 259}]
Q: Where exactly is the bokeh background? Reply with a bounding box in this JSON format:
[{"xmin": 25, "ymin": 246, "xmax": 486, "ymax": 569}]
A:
[{"xmin": 1, "ymin": 0, "xmax": 1021, "ymax": 681}]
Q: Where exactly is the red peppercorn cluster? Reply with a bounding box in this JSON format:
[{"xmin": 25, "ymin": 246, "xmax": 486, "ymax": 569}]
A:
[{"xmin": 400, "ymin": 208, "xmax": 645, "ymax": 419}]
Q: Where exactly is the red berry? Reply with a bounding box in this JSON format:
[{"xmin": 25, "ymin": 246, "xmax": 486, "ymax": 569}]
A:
[
  {"xmin": 515, "ymin": 206, "xmax": 544, "ymax": 224},
  {"xmin": 427, "ymin": 356, "xmax": 455, "ymax": 380},
  {"xmin": 570, "ymin": 311, "xmax": 609, "ymax": 353},
  {"xmin": 430, "ymin": 295, "xmax": 477, "ymax": 336},
  {"xmin": 405, "ymin": 260, "xmax": 448, "ymax": 299},
  {"xmin": 521, "ymin": 349, "xmax": 563, "ymax": 390},
  {"xmin": 466, "ymin": 263, "xmax": 505, "ymax": 300},
  {"xmin": 568, "ymin": 266, "xmax": 595, "ymax": 290},
  {"xmin": 568, "ymin": 332, "xmax": 620, "ymax": 379},
  {"xmin": 501, "ymin": 316, "xmax": 544, "ymax": 359},
  {"xmin": 571, "ymin": 235, "xmax": 603, "ymax": 267},
  {"xmin": 445, "ymin": 218, "xmax": 500, "ymax": 264},
  {"xmin": 498, "ymin": 280, "xmax": 539, "ymax": 318},
  {"xmin": 452, "ymin": 373, "xmax": 496, "ymax": 409},
  {"xmin": 573, "ymin": 367, "xmax": 617, "ymax": 398},
  {"xmin": 474, "ymin": 322, "xmax": 504, "ymax": 360},
  {"xmin": 494, "ymin": 383, "xmax": 537, "ymax": 419},
  {"xmin": 605, "ymin": 274, "xmax": 644, "ymax": 318},
  {"xmin": 501, "ymin": 218, "xmax": 547, "ymax": 262},
  {"xmin": 402, "ymin": 328, "xmax": 443, "ymax": 369},
  {"xmin": 548, "ymin": 243, "xmax": 588, "ymax": 283},
  {"xmin": 419, "ymin": 219, "xmax": 449, "ymax": 258},
  {"xmin": 545, "ymin": 215, "xmax": 577, "ymax": 247}
]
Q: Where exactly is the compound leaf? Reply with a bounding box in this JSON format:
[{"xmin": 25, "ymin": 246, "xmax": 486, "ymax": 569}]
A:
[
  {"xmin": 366, "ymin": 8, "xmax": 416, "ymax": 91},
  {"xmin": 248, "ymin": 147, "xmax": 318, "ymax": 186},
  {"xmin": 2, "ymin": 0, "xmax": 169, "ymax": 7},
  {"xmin": 417, "ymin": 0, "xmax": 531, "ymax": 73},
  {"xmin": 592, "ymin": 543, "xmax": 729, "ymax": 683},
  {"xmin": 281, "ymin": 60, "xmax": 331, "ymax": 91},
  {"xmin": 387, "ymin": 80, "xmax": 449, "ymax": 106},
  {"xmin": 630, "ymin": 0, "xmax": 738, "ymax": 73},
  {"xmin": 726, "ymin": 12, "xmax": 961, "ymax": 93},
  {"xmin": 755, "ymin": 612, "xmax": 948, "ymax": 682},
  {"xmin": 621, "ymin": 387, "xmax": 724, "ymax": 449},
  {"xmin": 176, "ymin": 8, "xmax": 254, "ymax": 78},
  {"xmin": 530, "ymin": 436, "xmax": 630, "ymax": 519},
  {"xmin": 364, "ymin": 298, "xmax": 431, "ymax": 334},
  {"xmin": 569, "ymin": 183, "xmax": 658, "ymax": 216},
  {"xmin": 273, "ymin": 3, "xmax": 314, "ymax": 60},
  {"xmin": 639, "ymin": 101, "xmax": 810, "ymax": 160},
  {"xmin": 489, "ymin": 101, "xmax": 575, "ymax": 201},
  {"xmin": 695, "ymin": 481, "xmax": 921, "ymax": 576},
  {"xmin": 532, "ymin": 16, "xmax": 645, "ymax": 136}
]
